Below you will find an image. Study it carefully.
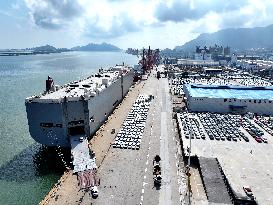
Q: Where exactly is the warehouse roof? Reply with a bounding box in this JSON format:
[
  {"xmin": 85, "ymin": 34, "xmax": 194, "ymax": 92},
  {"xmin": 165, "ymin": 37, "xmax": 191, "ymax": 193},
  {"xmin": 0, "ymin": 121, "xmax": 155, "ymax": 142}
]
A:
[{"xmin": 185, "ymin": 84, "xmax": 273, "ymax": 100}]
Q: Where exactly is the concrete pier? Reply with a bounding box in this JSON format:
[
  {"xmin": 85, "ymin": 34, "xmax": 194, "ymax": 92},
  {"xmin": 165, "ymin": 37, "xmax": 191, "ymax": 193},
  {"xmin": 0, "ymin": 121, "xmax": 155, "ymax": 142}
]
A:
[{"xmin": 40, "ymin": 68, "xmax": 184, "ymax": 205}]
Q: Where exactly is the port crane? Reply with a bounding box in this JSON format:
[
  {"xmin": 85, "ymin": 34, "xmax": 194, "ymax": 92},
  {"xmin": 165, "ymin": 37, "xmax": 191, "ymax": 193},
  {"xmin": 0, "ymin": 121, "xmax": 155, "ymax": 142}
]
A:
[{"xmin": 139, "ymin": 46, "xmax": 160, "ymax": 74}]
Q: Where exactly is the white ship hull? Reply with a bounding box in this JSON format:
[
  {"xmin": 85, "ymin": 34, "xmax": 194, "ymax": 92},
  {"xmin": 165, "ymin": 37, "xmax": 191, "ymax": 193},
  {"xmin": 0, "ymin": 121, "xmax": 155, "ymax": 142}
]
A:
[{"xmin": 25, "ymin": 66, "xmax": 134, "ymax": 147}]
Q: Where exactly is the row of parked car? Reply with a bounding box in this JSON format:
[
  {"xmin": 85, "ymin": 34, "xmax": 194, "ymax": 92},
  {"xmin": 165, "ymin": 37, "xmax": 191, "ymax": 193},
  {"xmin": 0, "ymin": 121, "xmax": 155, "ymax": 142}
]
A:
[
  {"xmin": 198, "ymin": 113, "xmax": 249, "ymax": 142},
  {"xmin": 171, "ymin": 77, "xmax": 235, "ymax": 96},
  {"xmin": 236, "ymin": 78, "xmax": 272, "ymax": 87},
  {"xmin": 179, "ymin": 111, "xmax": 272, "ymax": 144},
  {"xmin": 177, "ymin": 77, "xmax": 233, "ymax": 86},
  {"xmin": 112, "ymin": 94, "xmax": 151, "ymax": 150},
  {"xmin": 171, "ymin": 84, "xmax": 184, "ymax": 96},
  {"xmin": 178, "ymin": 113, "xmax": 206, "ymax": 140},
  {"xmin": 241, "ymin": 117, "xmax": 268, "ymax": 143},
  {"xmin": 254, "ymin": 116, "xmax": 273, "ymax": 135}
]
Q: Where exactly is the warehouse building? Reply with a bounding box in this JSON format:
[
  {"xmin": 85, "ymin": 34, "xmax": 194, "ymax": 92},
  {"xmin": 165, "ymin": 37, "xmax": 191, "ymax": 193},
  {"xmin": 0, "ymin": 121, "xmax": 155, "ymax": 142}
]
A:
[{"xmin": 184, "ymin": 84, "xmax": 273, "ymax": 115}]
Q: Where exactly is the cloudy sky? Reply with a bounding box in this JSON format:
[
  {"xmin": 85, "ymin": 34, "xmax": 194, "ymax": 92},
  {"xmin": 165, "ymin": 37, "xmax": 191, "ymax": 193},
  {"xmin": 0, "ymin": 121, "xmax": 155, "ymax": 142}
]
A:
[{"xmin": 1, "ymin": 0, "xmax": 273, "ymax": 49}]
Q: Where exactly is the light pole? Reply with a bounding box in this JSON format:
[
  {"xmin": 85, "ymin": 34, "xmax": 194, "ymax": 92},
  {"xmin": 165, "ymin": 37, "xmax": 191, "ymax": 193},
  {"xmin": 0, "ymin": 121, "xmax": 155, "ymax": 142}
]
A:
[
  {"xmin": 187, "ymin": 113, "xmax": 193, "ymax": 205},
  {"xmin": 188, "ymin": 116, "xmax": 192, "ymax": 167}
]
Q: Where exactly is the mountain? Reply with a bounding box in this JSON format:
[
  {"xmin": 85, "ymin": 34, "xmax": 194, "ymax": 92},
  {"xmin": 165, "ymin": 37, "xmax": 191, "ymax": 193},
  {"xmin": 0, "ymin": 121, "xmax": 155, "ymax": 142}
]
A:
[
  {"xmin": 175, "ymin": 24, "xmax": 273, "ymax": 51},
  {"xmin": 71, "ymin": 43, "xmax": 121, "ymax": 52},
  {"xmin": 26, "ymin": 45, "xmax": 70, "ymax": 53},
  {"xmin": 32, "ymin": 44, "xmax": 58, "ymax": 52},
  {"xmin": 0, "ymin": 42, "xmax": 121, "ymax": 56}
]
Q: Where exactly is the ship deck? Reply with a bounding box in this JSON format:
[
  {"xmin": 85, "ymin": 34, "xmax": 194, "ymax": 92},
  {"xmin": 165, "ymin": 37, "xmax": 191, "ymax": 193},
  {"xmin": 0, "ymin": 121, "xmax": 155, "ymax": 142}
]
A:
[{"xmin": 26, "ymin": 66, "xmax": 130, "ymax": 102}]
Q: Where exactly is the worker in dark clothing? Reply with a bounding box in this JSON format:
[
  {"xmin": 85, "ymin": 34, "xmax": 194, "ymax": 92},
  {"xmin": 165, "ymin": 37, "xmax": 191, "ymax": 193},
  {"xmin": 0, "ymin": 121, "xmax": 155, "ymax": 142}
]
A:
[{"xmin": 157, "ymin": 71, "xmax": 160, "ymax": 79}]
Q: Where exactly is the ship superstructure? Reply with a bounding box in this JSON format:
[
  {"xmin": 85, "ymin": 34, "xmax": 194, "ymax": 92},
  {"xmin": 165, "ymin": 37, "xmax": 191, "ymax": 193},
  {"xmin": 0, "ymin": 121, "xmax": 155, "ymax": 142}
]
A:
[{"xmin": 25, "ymin": 65, "xmax": 134, "ymax": 147}]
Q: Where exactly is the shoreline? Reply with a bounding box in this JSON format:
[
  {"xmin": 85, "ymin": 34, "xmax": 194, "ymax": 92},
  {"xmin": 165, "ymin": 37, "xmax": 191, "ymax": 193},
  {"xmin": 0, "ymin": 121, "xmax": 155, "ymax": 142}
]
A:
[{"xmin": 0, "ymin": 50, "xmax": 124, "ymax": 57}]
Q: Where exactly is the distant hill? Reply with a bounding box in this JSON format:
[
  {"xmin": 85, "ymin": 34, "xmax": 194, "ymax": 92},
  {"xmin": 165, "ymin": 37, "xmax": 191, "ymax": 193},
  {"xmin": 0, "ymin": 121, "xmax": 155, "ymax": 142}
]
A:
[
  {"xmin": 26, "ymin": 45, "xmax": 70, "ymax": 53},
  {"xmin": 71, "ymin": 43, "xmax": 121, "ymax": 52},
  {"xmin": 175, "ymin": 24, "xmax": 273, "ymax": 51},
  {"xmin": 32, "ymin": 44, "xmax": 57, "ymax": 52},
  {"xmin": 1, "ymin": 42, "xmax": 122, "ymax": 56}
]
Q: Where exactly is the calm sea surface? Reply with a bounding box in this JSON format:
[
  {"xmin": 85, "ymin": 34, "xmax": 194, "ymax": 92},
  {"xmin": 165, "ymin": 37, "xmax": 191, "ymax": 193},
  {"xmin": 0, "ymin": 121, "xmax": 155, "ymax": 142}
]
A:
[{"xmin": 0, "ymin": 51, "xmax": 138, "ymax": 205}]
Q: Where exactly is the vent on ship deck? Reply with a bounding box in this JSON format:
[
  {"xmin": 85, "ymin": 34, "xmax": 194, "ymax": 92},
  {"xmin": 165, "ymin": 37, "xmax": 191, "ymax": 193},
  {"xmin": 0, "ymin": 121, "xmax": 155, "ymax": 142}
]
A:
[{"xmin": 68, "ymin": 126, "xmax": 85, "ymax": 136}]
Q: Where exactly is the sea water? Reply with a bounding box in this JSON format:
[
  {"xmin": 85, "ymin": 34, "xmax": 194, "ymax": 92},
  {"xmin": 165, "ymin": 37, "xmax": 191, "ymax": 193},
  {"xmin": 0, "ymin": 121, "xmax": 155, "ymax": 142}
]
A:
[{"xmin": 0, "ymin": 51, "xmax": 138, "ymax": 205}]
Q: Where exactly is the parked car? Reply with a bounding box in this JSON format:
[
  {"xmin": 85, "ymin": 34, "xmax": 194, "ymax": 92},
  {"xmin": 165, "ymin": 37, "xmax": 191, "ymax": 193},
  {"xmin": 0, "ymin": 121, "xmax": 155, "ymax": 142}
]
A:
[
  {"xmin": 243, "ymin": 136, "xmax": 249, "ymax": 142},
  {"xmin": 243, "ymin": 186, "xmax": 254, "ymax": 199},
  {"xmin": 91, "ymin": 186, "xmax": 99, "ymax": 197},
  {"xmin": 255, "ymin": 137, "xmax": 262, "ymax": 143},
  {"xmin": 261, "ymin": 137, "xmax": 268, "ymax": 143}
]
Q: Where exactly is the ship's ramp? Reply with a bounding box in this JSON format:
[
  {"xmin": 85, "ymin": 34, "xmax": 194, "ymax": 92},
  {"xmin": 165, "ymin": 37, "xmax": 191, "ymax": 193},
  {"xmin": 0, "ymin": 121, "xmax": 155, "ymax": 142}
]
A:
[
  {"xmin": 77, "ymin": 169, "xmax": 98, "ymax": 189},
  {"xmin": 199, "ymin": 157, "xmax": 232, "ymax": 204},
  {"xmin": 70, "ymin": 135, "xmax": 96, "ymax": 173}
]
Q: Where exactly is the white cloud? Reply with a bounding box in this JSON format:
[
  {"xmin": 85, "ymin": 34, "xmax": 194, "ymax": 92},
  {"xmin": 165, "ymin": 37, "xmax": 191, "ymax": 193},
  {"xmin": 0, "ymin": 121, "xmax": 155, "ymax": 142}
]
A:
[
  {"xmin": 25, "ymin": 0, "xmax": 83, "ymax": 29},
  {"xmin": 154, "ymin": 0, "xmax": 249, "ymax": 22},
  {"xmin": 155, "ymin": 0, "xmax": 273, "ymax": 36},
  {"xmin": 24, "ymin": 0, "xmax": 158, "ymax": 37},
  {"xmin": 14, "ymin": 0, "xmax": 273, "ymax": 49}
]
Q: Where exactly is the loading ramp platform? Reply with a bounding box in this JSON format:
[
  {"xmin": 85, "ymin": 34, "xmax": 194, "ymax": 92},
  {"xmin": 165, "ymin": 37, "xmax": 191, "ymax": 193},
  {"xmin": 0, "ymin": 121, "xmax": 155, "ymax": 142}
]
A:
[
  {"xmin": 199, "ymin": 157, "xmax": 233, "ymax": 204},
  {"xmin": 70, "ymin": 135, "xmax": 97, "ymax": 189}
]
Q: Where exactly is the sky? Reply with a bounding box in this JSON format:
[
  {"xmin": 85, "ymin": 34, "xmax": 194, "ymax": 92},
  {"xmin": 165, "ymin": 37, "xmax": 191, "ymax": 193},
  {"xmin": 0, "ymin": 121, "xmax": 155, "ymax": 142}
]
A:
[{"xmin": 1, "ymin": 0, "xmax": 273, "ymax": 49}]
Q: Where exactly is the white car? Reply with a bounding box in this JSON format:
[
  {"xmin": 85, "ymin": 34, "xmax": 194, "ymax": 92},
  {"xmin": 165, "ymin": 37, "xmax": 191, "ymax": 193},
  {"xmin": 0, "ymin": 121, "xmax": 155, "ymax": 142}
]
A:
[{"xmin": 91, "ymin": 186, "xmax": 99, "ymax": 197}]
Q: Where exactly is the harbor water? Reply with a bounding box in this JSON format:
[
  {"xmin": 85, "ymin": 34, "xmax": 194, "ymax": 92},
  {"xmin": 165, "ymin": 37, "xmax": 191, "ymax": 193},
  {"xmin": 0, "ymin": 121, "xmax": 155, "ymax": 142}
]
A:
[{"xmin": 0, "ymin": 51, "xmax": 138, "ymax": 205}]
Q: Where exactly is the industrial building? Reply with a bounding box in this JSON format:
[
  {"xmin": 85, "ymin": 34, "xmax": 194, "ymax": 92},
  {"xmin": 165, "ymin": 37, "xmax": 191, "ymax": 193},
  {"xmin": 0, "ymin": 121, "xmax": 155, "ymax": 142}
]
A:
[
  {"xmin": 177, "ymin": 59, "xmax": 219, "ymax": 67},
  {"xmin": 184, "ymin": 84, "xmax": 273, "ymax": 115},
  {"xmin": 194, "ymin": 45, "xmax": 230, "ymax": 61}
]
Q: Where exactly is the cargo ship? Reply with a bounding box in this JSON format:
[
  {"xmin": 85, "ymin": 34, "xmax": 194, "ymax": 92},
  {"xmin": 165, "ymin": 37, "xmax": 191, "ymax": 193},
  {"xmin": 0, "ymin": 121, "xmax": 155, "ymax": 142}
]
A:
[{"xmin": 25, "ymin": 65, "xmax": 134, "ymax": 147}]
